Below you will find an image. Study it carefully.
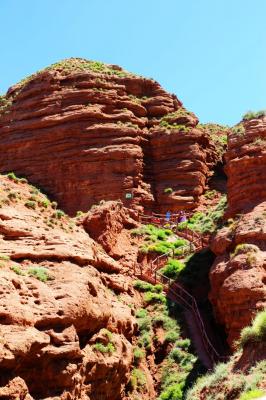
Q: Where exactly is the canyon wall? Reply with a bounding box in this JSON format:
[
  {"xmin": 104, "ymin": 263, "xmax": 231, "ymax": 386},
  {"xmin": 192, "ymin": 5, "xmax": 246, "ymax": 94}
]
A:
[
  {"xmin": 209, "ymin": 117, "xmax": 266, "ymax": 347},
  {"xmin": 0, "ymin": 174, "xmax": 140, "ymax": 399},
  {"xmin": 0, "ymin": 58, "xmax": 218, "ymax": 215}
]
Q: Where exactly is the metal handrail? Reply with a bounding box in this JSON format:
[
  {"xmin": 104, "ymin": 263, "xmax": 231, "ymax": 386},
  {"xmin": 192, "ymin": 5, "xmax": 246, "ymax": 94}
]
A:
[{"xmin": 135, "ymin": 239, "xmax": 223, "ymax": 365}]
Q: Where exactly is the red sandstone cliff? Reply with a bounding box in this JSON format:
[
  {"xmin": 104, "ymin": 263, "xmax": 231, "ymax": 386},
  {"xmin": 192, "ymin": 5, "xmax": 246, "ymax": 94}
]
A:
[
  {"xmin": 0, "ymin": 58, "xmax": 219, "ymax": 215},
  {"xmin": 209, "ymin": 116, "xmax": 266, "ymax": 347},
  {"xmin": 0, "ymin": 174, "xmax": 139, "ymax": 399}
]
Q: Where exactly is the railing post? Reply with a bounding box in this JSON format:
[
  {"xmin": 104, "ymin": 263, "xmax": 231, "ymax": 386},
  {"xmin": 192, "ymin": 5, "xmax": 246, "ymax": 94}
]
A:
[
  {"xmin": 140, "ymin": 264, "xmax": 143, "ymax": 277},
  {"xmin": 172, "ymin": 248, "xmax": 175, "ymax": 258}
]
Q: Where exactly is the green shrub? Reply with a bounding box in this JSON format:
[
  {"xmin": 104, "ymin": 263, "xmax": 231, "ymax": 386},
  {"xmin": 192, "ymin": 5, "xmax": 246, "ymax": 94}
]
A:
[
  {"xmin": 165, "ymin": 330, "xmax": 179, "ymax": 343},
  {"xmin": 159, "ymin": 382, "xmax": 184, "ymax": 400},
  {"xmin": 164, "ymin": 188, "xmax": 173, "ymax": 194},
  {"xmin": 137, "ymin": 316, "xmax": 151, "ymax": 332},
  {"xmin": 160, "ymin": 259, "xmax": 185, "ymax": 279},
  {"xmin": 133, "ymin": 280, "xmax": 162, "ymax": 293},
  {"xmin": 204, "ymin": 190, "xmax": 218, "ymax": 200},
  {"xmin": 177, "ymin": 195, "xmax": 227, "ymax": 234},
  {"xmin": 232, "ymin": 243, "xmax": 258, "ymax": 257},
  {"xmin": 53, "ymin": 209, "xmax": 65, "ymax": 219},
  {"xmin": 76, "ymin": 210, "xmax": 84, "ymax": 217},
  {"xmin": 175, "ymin": 338, "xmax": 190, "ymax": 350},
  {"xmin": 138, "ymin": 332, "xmax": 152, "ymax": 349},
  {"xmin": 239, "ymin": 390, "xmax": 265, "ymax": 400},
  {"xmin": 39, "ymin": 199, "xmax": 50, "ymax": 208},
  {"xmin": 25, "ymin": 201, "xmax": 36, "ymax": 210},
  {"xmin": 133, "ymin": 347, "xmax": 145, "ymax": 364},
  {"xmin": 243, "ymin": 110, "xmax": 266, "ymax": 121},
  {"xmin": 28, "ymin": 267, "xmax": 51, "ymax": 282},
  {"xmin": 232, "ymin": 124, "xmax": 245, "ymax": 136},
  {"xmin": 0, "ymin": 254, "xmax": 10, "ymax": 261},
  {"xmin": 130, "ymin": 368, "xmax": 146, "ymax": 390},
  {"xmin": 7, "ymin": 172, "xmax": 19, "ymax": 182},
  {"xmin": 144, "ymin": 291, "xmax": 166, "ymax": 305},
  {"xmin": 135, "ymin": 308, "xmax": 147, "ymax": 318},
  {"xmin": 93, "ymin": 342, "xmax": 115, "ymax": 354},
  {"xmin": 239, "ymin": 309, "xmax": 266, "ymax": 347},
  {"xmin": 11, "ymin": 265, "xmax": 24, "ymax": 275}
]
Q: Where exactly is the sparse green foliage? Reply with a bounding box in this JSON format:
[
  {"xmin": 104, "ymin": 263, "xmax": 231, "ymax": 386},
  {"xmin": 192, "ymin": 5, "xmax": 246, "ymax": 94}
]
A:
[
  {"xmin": 7, "ymin": 172, "xmax": 19, "ymax": 182},
  {"xmin": 39, "ymin": 199, "xmax": 50, "ymax": 208},
  {"xmin": 53, "ymin": 209, "xmax": 65, "ymax": 219},
  {"xmin": 133, "ymin": 280, "xmax": 163, "ymax": 293},
  {"xmin": 28, "ymin": 267, "xmax": 51, "ymax": 282},
  {"xmin": 0, "ymin": 254, "xmax": 10, "ymax": 261},
  {"xmin": 93, "ymin": 342, "xmax": 115, "ymax": 354},
  {"xmin": 133, "ymin": 347, "xmax": 145, "ymax": 364},
  {"xmin": 239, "ymin": 309, "xmax": 266, "ymax": 347},
  {"xmin": 144, "ymin": 291, "xmax": 166, "ymax": 305},
  {"xmin": 164, "ymin": 187, "xmax": 173, "ymax": 194},
  {"xmin": 178, "ymin": 195, "xmax": 227, "ymax": 234},
  {"xmin": 159, "ymin": 382, "xmax": 184, "ymax": 400},
  {"xmin": 232, "ymin": 124, "xmax": 245, "ymax": 136},
  {"xmin": 243, "ymin": 110, "xmax": 266, "ymax": 121},
  {"xmin": 25, "ymin": 200, "xmax": 36, "ymax": 210},
  {"xmin": 239, "ymin": 390, "xmax": 265, "ymax": 400},
  {"xmin": 160, "ymin": 259, "xmax": 185, "ymax": 279},
  {"xmin": 11, "ymin": 265, "xmax": 24, "ymax": 275},
  {"xmin": 204, "ymin": 189, "xmax": 218, "ymax": 200},
  {"xmin": 130, "ymin": 368, "xmax": 146, "ymax": 390},
  {"xmin": 232, "ymin": 243, "xmax": 259, "ymax": 258}
]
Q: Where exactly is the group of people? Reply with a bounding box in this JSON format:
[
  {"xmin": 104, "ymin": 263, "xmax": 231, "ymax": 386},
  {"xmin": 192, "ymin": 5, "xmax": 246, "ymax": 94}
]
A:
[{"xmin": 150, "ymin": 210, "xmax": 187, "ymax": 226}]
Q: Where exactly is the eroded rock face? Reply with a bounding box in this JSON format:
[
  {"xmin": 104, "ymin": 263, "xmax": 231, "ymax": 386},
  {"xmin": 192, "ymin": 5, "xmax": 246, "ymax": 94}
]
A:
[
  {"xmin": 82, "ymin": 200, "xmax": 140, "ymax": 270},
  {"xmin": 0, "ymin": 175, "xmax": 137, "ymax": 399},
  {"xmin": 209, "ymin": 119, "xmax": 266, "ymax": 347},
  {"xmin": 0, "ymin": 58, "xmax": 218, "ymax": 215},
  {"xmin": 225, "ymin": 117, "xmax": 266, "ymax": 216}
]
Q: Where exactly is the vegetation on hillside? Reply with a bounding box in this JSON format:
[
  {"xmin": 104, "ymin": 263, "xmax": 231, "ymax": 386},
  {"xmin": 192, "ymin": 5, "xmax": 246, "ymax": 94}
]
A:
[
  {"xmin": 131, "ymin": 224, "xmax": 189, "ymax": 255},
  {"xmin": 130, "ymin": 280, "xmax": 204, "ymax": 399},
  {"xmin": 178, "ymin": 195, "xmax": 227, "ymax": 234},
  {"xmin": 187, "ymin": 311, "xmax": 266, "ymax": 399},
  {"xmin": 239, "ymin": 309, "xmax": 266, "ymax": 347},
  {"xmin": 242, "ymin": 110, "xmax": 266, "ymax": 121}
]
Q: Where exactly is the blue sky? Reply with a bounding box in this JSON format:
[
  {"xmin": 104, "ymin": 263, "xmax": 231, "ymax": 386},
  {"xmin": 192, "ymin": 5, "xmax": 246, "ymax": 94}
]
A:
[{"xmin": 0, "ymin": 0, "xmax": 266, "ymax": 125}]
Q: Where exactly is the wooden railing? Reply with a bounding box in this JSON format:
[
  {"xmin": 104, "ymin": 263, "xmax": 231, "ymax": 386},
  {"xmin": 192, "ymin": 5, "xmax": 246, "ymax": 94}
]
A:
[{"xmin": 134, "ymin": 217, "xmax": 226, "ymax": 367}]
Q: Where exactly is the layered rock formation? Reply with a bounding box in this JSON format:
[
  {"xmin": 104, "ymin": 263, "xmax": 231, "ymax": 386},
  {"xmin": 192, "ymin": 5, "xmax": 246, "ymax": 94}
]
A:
[
  {"xmin": 82, "ymin": 200, "xmax": 140, "ymax": 270},
  {"xmin": 0, "ymin": 174, "xmax": 138, "ymax": 399},
  {"xmin": 225, "ymin": 117, "xmax": 266, "ymax": 216},
  {"xmin": 209, "ymin": 116, "xmax": 266, "ymax": 347},
  {"xmin": 0, "ymin": 58, "xmax": 219, "ymax": 215}
]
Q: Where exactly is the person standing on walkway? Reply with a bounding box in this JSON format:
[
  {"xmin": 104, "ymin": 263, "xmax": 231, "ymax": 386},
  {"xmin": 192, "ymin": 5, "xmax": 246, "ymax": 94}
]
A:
[{"xmin": 166, "ymin": 210, "xmax": 171, "ymax": 223}]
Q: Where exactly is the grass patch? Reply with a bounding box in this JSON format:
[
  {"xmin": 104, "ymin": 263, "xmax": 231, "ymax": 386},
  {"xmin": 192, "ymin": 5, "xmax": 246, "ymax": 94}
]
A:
[
  {"xmin": 239, "ymin": 309, "xmax": 266, "ymax": 347},
  {"xmin": 144, "ymin": 291, "xmax": 166, "ymax": 305},
  {"xmin": 239, "ymin": 390, "xmax": 265, "ymax": 400},
  {"xmin": 133, "ymin": 280, "xmax": 163, "ymax": 293},
  {"xmin": 243, "ymin": 110, "xmax": 266, "ymax": 121},
  {"xmin": 11, "ymin": 265, "xmax": 25, "ymax": 276},
  {"xmin": 130, "ymin": 368, "xmax": 146, "ymax": 390},
  {"xmin": 28, "ymin": 267, "xmax": 51, "ymax": 282},
  {"xmin": 93, "ymin": 342, "xmax": 115, "ymax": 354},
  {"xmin": 160, "ymin": 259, "xmax": 185, "ymax": 279},
  {"xmin": 178, "ymin": 195, "xmax": 227, "ymax": 234}
]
